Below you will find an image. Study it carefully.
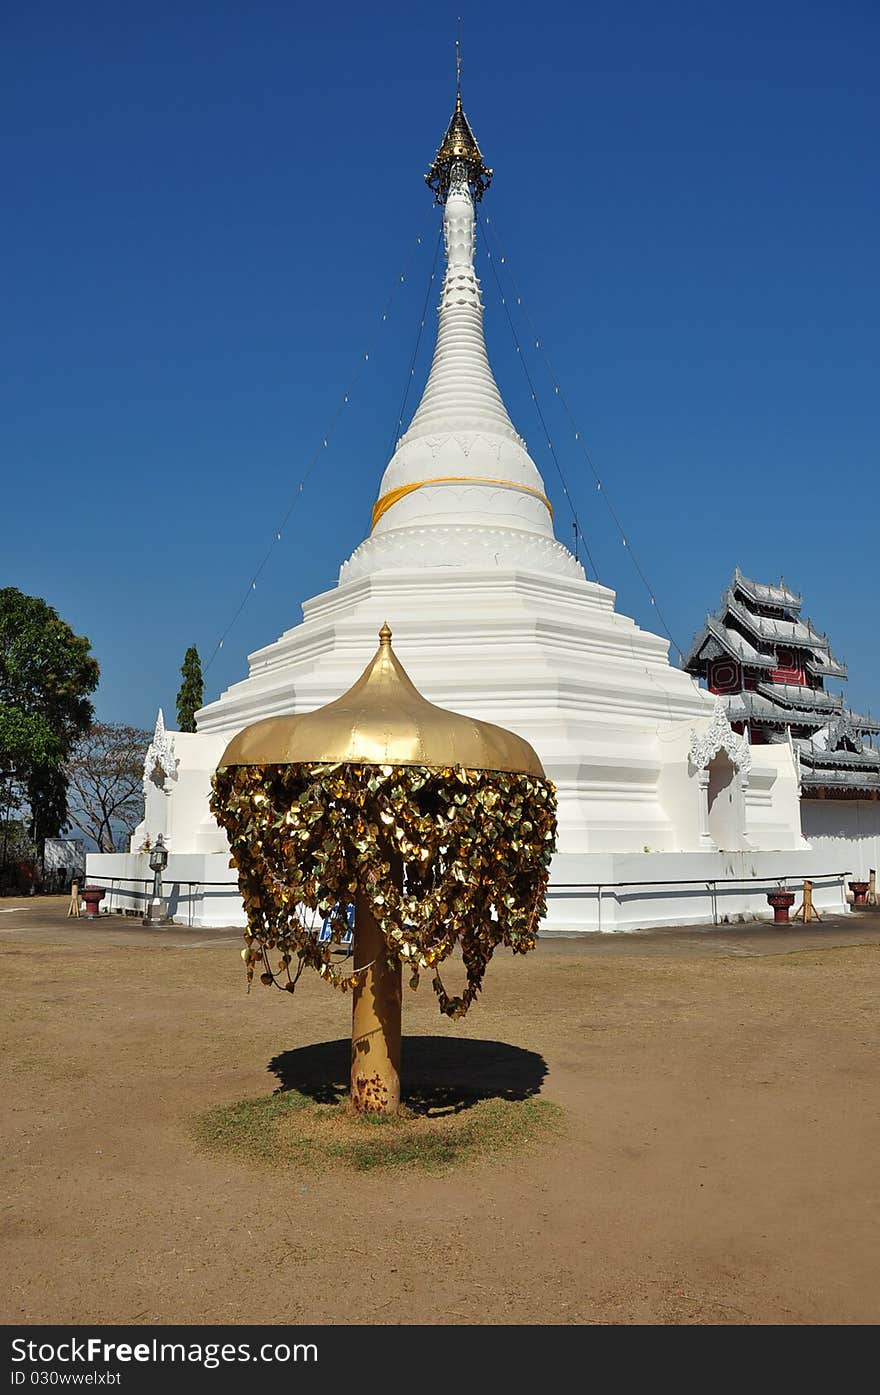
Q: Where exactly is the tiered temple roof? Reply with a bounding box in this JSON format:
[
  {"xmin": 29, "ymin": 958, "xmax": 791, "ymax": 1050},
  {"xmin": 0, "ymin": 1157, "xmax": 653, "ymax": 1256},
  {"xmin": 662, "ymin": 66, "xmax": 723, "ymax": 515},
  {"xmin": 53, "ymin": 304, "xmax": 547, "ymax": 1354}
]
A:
[{"xmin": 685, "ymin": 568, "xmax": 880, "ymax": 798}]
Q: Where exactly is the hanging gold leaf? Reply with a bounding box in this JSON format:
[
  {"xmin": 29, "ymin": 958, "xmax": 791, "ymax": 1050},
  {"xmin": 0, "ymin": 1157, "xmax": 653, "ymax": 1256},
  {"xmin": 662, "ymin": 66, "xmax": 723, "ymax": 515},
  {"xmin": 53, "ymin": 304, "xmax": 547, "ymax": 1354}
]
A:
[{"xmin": 210, "ymin": 760, "xmax": 557, "ymax": 1019}]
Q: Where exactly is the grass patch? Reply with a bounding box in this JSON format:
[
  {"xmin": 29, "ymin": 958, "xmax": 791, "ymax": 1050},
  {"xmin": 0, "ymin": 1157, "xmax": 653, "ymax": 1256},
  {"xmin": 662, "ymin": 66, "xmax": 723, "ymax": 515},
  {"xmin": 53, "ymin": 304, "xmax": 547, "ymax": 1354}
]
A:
[
  {"xmin": 191, "ymin": 1092, "xmax": 563, "ymax": 1174},
  {"xmin": 192, "ymin": 1089, "xmax": 312, "ymax": 1163}
]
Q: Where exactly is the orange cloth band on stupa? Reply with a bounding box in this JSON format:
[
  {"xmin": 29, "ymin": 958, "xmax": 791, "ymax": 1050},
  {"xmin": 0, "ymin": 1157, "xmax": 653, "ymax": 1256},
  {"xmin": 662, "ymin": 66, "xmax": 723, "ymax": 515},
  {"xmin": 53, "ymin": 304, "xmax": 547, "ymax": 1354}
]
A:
[{"xmin": 371, "ymin": 476, "xmax": 553, "ymax": 532}]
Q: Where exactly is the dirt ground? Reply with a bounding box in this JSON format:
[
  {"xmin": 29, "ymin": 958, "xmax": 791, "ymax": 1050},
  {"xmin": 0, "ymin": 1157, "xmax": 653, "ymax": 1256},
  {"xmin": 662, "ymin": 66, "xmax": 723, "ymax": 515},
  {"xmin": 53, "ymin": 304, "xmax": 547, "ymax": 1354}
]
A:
[{"xmin": 2, "ymin": 897, "xmax": 879, "ymax": 1325}]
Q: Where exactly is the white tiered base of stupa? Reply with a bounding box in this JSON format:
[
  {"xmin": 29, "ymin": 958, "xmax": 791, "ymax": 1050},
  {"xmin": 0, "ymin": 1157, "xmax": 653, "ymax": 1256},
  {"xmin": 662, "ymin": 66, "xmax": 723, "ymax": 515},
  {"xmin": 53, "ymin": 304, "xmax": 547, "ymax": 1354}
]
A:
[
  {"xmin": 197, "ymin": 565, "xmax": 716, "ymax": 857},
  {"xmin": 89, "ymin": 565, "xmax": 848, "ymax": 930}
]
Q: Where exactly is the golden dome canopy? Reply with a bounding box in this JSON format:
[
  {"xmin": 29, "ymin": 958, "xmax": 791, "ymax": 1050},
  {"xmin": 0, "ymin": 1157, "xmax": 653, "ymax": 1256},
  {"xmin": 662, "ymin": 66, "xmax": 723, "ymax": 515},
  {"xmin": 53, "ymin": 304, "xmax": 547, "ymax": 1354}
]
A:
[{"xmin": 219, "ymin": 624, "xmax": 545, "ymax": 777}]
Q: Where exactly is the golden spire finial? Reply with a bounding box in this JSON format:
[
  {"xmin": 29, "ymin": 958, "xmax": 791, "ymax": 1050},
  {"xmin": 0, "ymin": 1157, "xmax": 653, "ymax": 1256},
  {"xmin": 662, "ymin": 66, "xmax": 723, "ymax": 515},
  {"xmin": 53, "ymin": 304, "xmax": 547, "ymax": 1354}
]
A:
[
  {"xmin": 425, "ymin": 27, "xmax": 492, "ymax": 205},
  {"xmin": 379, "ymin": 622, "xmax": 392, "ymax": 647}
]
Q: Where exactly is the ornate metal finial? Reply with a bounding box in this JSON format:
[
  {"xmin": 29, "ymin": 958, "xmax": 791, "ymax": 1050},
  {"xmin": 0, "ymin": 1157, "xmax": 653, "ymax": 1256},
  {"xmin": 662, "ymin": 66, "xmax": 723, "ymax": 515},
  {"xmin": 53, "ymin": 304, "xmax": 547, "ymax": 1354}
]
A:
[
  {"xmin": 456, "ymin": 18, "xmax": 462, "ymax": 97},
  {"xmin": 379, "ymin": 622, "xmax": 392, "ymax": 646},
  {"xmin": 425, "ymin": 37, "xmax": 493, "ymax": 204}
]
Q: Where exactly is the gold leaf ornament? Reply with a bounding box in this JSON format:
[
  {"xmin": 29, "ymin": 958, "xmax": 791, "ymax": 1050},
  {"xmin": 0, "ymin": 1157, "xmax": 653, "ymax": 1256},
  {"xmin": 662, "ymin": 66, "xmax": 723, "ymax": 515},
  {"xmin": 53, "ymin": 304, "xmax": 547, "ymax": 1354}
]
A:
[{"xmin": 210, "ymin": 761, "xmax": 556, "ymax": 1019}]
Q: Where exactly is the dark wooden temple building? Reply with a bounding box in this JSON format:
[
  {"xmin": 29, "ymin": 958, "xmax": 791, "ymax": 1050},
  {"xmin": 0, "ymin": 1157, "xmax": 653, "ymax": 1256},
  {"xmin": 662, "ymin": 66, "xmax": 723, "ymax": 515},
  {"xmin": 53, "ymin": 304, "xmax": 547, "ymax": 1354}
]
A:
[{"xmin": 684, "ymin": 568, "xmax": 880, "ymax": 799}]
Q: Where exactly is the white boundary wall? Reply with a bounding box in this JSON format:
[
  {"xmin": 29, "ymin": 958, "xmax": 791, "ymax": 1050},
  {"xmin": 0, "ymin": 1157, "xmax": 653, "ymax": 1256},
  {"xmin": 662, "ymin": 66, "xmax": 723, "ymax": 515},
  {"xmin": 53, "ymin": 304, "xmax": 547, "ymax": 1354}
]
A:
[
  {"xmin": 800, "ymin": 800, "xmax": 880, "ymax": 885},
  {"xmin": 87, "ymin": 845, "xmax": 850, "ymax": 933}
]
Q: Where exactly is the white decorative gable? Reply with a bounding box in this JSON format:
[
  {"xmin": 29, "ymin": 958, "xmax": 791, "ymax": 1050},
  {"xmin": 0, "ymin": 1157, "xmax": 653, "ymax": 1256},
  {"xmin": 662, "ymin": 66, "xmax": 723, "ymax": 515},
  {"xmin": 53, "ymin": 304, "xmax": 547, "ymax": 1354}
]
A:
[
  {"xmin": 144, "ymin": 708, "xmax": 178, "ymax": 790},
  {"xmin": 689, "ymin": 698, "xmax": 751, "ymax": 778}
]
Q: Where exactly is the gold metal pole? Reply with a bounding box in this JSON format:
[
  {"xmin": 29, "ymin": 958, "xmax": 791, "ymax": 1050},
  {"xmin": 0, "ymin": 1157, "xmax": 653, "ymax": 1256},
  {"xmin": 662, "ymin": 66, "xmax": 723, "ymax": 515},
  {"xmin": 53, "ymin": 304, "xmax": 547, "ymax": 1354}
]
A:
[{"xmin": 351, "ymin": 886, "xmax": 402, "ymax": 1115}]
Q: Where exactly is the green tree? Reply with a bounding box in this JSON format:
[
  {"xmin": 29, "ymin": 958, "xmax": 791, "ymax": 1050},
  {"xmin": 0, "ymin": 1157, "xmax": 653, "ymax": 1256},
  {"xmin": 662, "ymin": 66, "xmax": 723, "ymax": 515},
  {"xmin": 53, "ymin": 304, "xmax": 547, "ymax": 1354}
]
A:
[
  {"xmin": 0, "ymin": 589, "xmax": 99, "ymax": 854},
  {"xmin": 176, "ymin": 644, "xmax": 204, "ymax": 733}
]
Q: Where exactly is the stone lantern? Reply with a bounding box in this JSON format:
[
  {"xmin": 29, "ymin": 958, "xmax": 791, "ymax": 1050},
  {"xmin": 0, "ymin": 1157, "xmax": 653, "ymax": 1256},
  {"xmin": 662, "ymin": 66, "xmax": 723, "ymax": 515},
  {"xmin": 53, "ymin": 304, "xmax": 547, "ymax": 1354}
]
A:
[
  {"xmin": 144, "ymin": 833, "xmax": 169, "ymax": 925},
  {"xmin": 210, "ymin": 624, "xmax": 556, "ymax": 1115}
]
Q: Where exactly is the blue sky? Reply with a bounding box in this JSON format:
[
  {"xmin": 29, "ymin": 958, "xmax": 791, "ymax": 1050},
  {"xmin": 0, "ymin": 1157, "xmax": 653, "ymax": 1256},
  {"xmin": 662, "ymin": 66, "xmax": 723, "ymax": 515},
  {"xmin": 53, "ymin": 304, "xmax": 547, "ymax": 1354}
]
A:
[{"xmin": 3, "ymin": 0, "xmax": 878, "ymax": 728}]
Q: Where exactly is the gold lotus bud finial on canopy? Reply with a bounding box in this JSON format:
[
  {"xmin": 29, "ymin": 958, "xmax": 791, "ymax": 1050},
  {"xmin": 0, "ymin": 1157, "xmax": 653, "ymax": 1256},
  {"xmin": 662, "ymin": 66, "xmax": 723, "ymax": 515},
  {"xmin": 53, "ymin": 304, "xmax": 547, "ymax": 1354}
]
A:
[{"xmin": 220, "ymin": 624, "xmax": 544, "ymax": 777}]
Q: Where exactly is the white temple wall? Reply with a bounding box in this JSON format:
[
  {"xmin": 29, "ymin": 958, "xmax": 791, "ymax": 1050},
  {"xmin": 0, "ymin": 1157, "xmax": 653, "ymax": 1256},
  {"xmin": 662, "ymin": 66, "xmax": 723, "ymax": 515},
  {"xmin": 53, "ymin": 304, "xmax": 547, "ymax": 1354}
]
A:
[
  {"xmin": 86, "ymin": 844, "xmax": 850, "ymax": 932},
  {"xmin": 656, "ymin": 722, "xmax": 804, "ymax": 854},
  {"xmin": 546, "ymin": 849, "xmax": 848, "ymax": 932},
  {"xmin": 800, "ymin": 799, "xmax": 880, "ymax": 884},
  {"xmin": 742, "ymin": 745, "xmax": 806, "ymax": 851},
  {"xmin": 656, "ymin": 722, "xmax": 704, "ymax": 849},
  {"xmin": 87, "ymin": 851, "xmax": 150, "ymax": 914},
  {"xmin": 87, "ymin": 850, "xmax": 244, "ymax": 925},
  {"xmin": 130, "ymin": 730, "xmax": 230, "ymax": 856}
]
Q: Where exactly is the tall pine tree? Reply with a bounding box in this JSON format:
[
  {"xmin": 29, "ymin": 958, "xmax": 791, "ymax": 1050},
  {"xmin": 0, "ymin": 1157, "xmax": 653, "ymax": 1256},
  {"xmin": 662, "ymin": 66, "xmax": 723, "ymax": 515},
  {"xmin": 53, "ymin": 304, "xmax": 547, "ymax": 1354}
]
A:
[{"xmin": 175, "ymin": 645, "xmax": 204, "ymax": 733}]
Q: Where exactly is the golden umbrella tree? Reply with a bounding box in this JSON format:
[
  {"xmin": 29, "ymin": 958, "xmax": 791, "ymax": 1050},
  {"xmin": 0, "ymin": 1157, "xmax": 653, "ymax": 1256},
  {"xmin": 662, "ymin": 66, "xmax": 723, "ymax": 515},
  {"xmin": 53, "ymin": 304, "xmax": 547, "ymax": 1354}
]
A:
[{"xmin": 210, "ymin": 625, "xmax": 557, "ymax": 1115}]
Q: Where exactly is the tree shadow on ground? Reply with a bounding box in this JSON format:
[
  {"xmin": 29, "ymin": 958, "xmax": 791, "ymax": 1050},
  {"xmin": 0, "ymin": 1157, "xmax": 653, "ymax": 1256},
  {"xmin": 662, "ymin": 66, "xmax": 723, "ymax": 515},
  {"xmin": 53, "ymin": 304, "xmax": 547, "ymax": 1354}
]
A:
[{"xmin": 268, "ymin": 1037, "xmax": 547, "ymax": 1117}]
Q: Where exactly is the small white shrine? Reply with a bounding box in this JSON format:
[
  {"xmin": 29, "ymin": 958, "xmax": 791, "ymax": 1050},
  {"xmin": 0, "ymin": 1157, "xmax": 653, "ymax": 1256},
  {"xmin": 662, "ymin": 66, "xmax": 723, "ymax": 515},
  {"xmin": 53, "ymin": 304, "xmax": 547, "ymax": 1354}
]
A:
[{"xmin": 90, "ymin": 88, "xmax": 846, "ymax": 929}]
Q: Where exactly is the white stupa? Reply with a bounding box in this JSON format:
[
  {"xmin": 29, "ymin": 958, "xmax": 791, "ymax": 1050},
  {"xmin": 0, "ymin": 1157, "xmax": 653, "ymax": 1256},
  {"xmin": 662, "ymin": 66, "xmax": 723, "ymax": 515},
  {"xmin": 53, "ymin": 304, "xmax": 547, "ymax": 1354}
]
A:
[{"xmin": 93, "ymin": 86, "xmax": 842, "ymax": 928}]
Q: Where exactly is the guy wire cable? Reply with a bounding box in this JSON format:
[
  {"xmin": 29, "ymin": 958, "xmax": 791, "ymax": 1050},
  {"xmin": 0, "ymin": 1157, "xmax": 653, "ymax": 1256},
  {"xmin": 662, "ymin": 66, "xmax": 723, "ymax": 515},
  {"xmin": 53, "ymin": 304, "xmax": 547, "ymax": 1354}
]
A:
[
  {"xmin": 476, "ymin": 211, "xmax": 600, "ymax": 582},
  {"xmin": 385, "ymin": 225, "xmax": 443, "ymax": 464},
  {"xmin": 481, "ymin": 212, "xmax": 686, "ymax": 663},
  {"xmin": 203, "ymin": 211, "xmax": 435, "ymax": 677}
]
